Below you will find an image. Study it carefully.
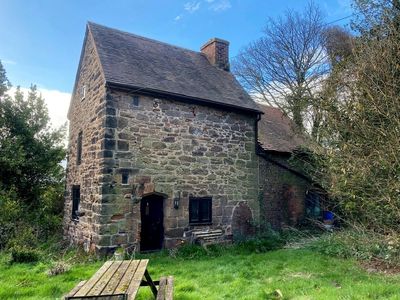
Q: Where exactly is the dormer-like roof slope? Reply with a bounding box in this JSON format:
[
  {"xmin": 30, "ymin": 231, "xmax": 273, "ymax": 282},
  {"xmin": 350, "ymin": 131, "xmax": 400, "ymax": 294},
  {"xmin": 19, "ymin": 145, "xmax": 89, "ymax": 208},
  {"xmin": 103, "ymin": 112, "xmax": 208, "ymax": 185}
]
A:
[
  {"xmin": 258, "ymin": 104, "xmax": 304, "ymax": 153},
  {"xmin": 87, "ymin": 22, "xmax": 261, "ymax": 113}
]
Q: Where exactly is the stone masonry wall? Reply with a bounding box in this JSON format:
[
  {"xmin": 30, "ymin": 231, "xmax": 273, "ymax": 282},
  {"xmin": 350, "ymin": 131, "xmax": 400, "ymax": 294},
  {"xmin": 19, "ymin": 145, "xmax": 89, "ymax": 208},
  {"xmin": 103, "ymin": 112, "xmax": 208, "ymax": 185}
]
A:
[
  {"xmin": 63, "ymin": 30, "xmax": 108, "ymax": 252},
  {"xmin": 259, "ymin": 154, "xmax": 310, "ymax": 228},
  {"xmin": 96, "ymin": 90, "xmax": 259, "ymax": 251}
]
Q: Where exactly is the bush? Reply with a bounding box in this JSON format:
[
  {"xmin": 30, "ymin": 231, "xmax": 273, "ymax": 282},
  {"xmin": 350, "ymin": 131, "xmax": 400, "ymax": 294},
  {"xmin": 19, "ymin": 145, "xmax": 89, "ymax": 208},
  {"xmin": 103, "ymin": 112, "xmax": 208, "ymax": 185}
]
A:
[
  {"xmin": 7, "ymin": 224, "xmax": 38, "ymax": 250},
  {"xmin": 10, "ymin": 246, "xmax": 40, "ymax": 263},
  {"xmin": 0, "ymin": 190, "xmax": 22, "ymax": 249},
  {"xmin": 308, "ymin": 229, "xmax": 400, "ymax": 266}
]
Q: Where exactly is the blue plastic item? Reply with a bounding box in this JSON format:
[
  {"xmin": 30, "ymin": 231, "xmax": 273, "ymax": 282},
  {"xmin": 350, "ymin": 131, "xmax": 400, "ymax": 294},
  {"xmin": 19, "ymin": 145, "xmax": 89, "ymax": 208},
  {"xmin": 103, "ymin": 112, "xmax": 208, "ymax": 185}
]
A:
[{"xmin": 323, "ymin": 211, "xmax": 334, "ymax": 220}]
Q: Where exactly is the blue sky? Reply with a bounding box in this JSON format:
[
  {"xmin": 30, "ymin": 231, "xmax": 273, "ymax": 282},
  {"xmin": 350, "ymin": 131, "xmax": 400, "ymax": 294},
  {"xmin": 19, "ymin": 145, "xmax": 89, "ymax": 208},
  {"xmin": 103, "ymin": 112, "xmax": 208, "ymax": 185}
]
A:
[
  {"xmin": 0, "ymin": 0, "xmax": 353, "ymax": 127},
  {"xmin": 0, "ymin": 0, "xmax": 353, "ymax": 93}
]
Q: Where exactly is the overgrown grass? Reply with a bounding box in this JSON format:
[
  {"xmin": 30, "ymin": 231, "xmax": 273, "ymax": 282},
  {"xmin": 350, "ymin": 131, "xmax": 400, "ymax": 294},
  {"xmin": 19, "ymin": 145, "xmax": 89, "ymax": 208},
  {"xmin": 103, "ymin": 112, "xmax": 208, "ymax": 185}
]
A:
[
  {"xmin": 308, "ymin": 229, "xmax": 400, "ymax": 268},
  {"xmin": 1, "ymin": 243, "xmax": 400, "ymax": 299}
]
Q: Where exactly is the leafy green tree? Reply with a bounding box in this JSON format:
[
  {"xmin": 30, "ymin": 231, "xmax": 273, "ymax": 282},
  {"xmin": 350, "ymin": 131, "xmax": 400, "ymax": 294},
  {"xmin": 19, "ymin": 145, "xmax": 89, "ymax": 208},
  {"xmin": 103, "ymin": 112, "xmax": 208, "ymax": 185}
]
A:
[{"xmin": 0, "ymin": 60, "xmax": 66, "ymax": 248}]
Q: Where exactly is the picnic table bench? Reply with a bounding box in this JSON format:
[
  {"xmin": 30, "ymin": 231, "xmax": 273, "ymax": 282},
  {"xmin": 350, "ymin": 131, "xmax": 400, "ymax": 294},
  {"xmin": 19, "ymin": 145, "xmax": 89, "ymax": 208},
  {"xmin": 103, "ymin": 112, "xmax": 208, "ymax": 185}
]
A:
[{"xmin": 64, "ymin": 259, "xmax": 173, "ymax": 300}]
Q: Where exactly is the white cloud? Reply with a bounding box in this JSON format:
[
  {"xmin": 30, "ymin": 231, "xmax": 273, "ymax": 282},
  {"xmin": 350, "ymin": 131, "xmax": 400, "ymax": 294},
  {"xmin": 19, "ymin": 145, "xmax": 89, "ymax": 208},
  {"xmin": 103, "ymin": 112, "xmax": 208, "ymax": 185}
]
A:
[
  {"xmin": 174, "ymin": 14, "xmax": 183, "ymax": 21},
  {"xmin": 209, "ymin": 0, "xmax": 231, "ymax": 11},
  {"xmin": 8, "ymin": 86, "xmax": 71, "ymax": 140},
  {"xmin": 184, "ymin": 1, "xmax": 201, "ymax": 13}
]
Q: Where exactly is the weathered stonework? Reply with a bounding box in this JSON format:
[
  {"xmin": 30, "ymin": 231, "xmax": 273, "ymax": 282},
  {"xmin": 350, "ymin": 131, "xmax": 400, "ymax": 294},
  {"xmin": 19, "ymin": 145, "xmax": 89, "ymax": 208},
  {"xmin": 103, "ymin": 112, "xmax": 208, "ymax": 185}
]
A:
[
  {"xmin": 258, "ymin": 154, "xmax": 310, "ymax": 228},
  {"xmin": 63, "ymin": 30, "xmax": 108, "ymax": 252},
  {"xmin": 94, "ymin": 90, "xmax": 259, "ymax": 252}
]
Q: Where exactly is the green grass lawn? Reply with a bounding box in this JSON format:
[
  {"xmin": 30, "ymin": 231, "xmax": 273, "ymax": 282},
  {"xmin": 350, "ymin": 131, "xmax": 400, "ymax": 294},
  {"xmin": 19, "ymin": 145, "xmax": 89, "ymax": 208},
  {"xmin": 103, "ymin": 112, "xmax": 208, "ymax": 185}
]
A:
[{"xmin": 0, "ymin": 248, "xmax": 399, "ymax": 300}]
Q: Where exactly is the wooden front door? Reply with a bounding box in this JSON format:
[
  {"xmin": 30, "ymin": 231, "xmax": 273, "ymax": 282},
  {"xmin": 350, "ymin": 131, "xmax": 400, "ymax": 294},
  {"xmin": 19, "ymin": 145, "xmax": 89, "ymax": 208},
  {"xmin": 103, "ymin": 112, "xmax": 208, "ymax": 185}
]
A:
[{"xmin": 140, "ymin": 194, "xmax": 164, "ymax": 251}]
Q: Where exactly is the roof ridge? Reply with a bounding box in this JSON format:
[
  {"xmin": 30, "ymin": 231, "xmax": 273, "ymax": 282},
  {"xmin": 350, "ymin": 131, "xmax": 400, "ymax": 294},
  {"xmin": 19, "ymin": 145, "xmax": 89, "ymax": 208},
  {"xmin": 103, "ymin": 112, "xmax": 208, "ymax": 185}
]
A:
[{"xmin": 87, "ymin": 21, "xmax": 202, "ymax": 55}]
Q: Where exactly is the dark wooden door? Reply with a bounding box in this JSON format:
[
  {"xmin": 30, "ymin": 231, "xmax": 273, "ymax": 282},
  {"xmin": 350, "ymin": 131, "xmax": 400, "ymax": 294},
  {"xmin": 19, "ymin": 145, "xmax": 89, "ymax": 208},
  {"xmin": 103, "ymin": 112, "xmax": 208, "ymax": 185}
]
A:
[{"xmin": 140, "ymin": 194, "xmax": 164, "ymax": 251}]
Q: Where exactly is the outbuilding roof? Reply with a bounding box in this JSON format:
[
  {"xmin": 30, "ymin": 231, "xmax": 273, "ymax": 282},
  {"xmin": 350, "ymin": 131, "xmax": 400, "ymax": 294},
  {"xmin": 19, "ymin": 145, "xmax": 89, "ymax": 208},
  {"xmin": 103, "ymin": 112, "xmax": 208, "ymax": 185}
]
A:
[
  {"xmin": 87, "ymin": 22, "xmax": 261, "ymax": 113},
  {"xmin": 257, "ymin": 104, "xmax": 304, "ymax": 153}
]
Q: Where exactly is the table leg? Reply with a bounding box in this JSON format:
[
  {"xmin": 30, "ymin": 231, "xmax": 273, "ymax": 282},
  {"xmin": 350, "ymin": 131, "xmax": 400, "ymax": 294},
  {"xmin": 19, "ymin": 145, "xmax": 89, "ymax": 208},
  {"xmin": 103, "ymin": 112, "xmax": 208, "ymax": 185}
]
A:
[{"xmin": 144, "ymin": 269, "xmax": 158, "ymax": 297}]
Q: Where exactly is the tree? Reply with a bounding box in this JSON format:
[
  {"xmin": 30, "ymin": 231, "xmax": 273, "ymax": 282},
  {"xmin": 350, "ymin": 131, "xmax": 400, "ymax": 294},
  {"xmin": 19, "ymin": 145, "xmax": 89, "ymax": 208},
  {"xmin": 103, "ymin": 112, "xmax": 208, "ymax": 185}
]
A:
[
  {"xmin": 0, "ymin": 60, "xmax": 10, "ymax": 97},
  {"xmin": 311, "ymin": 0, "xmax": 400, "ymax": 231},
  {"xmin": 0, "ymin": 60, "xmax": 66, "ymax": 248},
  {"xmin": 233, "ymin": 2, "xmax": 329, "ymax": 138},
  {"xmin": 324, "ymin": 26, "xmax": 354, "ymax": 66}
]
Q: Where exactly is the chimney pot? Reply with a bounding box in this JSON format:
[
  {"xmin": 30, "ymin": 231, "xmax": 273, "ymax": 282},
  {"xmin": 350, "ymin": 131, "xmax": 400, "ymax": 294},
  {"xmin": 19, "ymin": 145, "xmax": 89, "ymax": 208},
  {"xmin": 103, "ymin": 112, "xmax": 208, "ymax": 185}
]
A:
[{"xmin": 200, "ymin": 38, "xmax": 230, "ymax": 71}]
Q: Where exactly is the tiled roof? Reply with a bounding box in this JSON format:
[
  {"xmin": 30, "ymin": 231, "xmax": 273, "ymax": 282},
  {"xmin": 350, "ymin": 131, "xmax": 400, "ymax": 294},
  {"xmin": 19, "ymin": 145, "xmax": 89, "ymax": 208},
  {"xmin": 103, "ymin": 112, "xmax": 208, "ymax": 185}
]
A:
[
  {"xmin": 88, "ymin": 22, "xmax": 261, "ymax": 113},
  {"xmin": 257, "ymin": 104, "xmax": 304, "ymax": 153}
]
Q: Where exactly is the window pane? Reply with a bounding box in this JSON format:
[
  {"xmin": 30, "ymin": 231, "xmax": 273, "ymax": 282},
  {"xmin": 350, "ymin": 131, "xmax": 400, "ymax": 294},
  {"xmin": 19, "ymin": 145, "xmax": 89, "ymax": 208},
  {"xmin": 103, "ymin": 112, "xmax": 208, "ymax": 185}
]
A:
[
  {"xmin": 122, "ymin": 172, "xmax": 129, "ymax": 184},
  {"xmin": 189, "ymin": 197, "xmax": 212, "ymax": 224},
  {"xmin": 72, "ymin": 185, "xmax": 80, "ymax": 220},
  {"xmin": 132, "ymin": 96, "xmax": 139, "ymax": 107},
  {"xmin": 77, "ymin": 131, "xmax": 82, "ymax": 165},
  {"xmin": 189, "ymin": 198, "xmax": 199, "ymax": 222},
  {"xmin": 199, "ymin": 199, "xmax": 211, "ymax": 222}
]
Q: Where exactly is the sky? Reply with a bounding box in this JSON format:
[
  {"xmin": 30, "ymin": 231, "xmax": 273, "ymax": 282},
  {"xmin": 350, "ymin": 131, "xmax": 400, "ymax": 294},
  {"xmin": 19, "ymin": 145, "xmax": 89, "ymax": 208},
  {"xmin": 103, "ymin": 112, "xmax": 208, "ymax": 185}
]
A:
[{"xmin": 0, "ymin": 0, "xmax": 353, "ymax": 128}]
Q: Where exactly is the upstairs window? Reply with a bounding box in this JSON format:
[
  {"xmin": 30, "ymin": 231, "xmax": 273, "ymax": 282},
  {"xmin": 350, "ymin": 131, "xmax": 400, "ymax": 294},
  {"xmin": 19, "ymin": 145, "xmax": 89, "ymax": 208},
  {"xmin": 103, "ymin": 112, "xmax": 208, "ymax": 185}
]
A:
[
  {"xmin": 132, "ymin": 95, "xmax": 139, "ymax": 107},
  {"xmin": 77, "ymin": 131, "xmax": 83, "ymax": 165},
  {"xmin": 189, "ymin": 197, "xmax": 212, "ymax": 225},
  {"xmin": 71, "ymin": 185, "xmax": 81, "ymax": 220},
  {"xmin": 80, "ymin": 85, "xmax": 86, "ymax": 100}
]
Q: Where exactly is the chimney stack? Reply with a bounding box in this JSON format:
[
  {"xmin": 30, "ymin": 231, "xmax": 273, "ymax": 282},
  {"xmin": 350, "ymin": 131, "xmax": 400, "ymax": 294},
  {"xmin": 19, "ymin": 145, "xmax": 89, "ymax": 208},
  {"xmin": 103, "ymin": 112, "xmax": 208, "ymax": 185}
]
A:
[{"xmin": 200, "ymin": 38, "xmax": 230, "ymax": 71}]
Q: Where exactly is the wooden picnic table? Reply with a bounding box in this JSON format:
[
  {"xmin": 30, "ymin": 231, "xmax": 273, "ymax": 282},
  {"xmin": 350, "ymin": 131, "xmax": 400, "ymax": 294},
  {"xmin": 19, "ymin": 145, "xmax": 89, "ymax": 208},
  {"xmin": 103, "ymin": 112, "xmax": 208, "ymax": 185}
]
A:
[{"xmin": 65, "ymin": 259, "xmax": 172, "ymax": 300}]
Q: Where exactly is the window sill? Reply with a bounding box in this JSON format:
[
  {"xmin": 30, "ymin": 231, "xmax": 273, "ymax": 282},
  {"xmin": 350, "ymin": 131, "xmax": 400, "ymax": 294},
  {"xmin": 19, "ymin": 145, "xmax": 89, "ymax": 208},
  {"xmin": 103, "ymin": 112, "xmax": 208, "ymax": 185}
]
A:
[{"xmin": 189, "ymin": 222, "xmax": 212, "ymax": 226}]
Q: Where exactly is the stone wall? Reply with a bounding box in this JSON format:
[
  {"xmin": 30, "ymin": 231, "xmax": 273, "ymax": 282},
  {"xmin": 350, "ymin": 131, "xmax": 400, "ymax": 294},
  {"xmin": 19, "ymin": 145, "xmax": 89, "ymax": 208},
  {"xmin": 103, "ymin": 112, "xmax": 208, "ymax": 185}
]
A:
[
  {"xmin": 258, "ymin": 153, "xmax": 310, "ymax": 228},
  {"xmin": 97, "ymin": 90, "xmax": 259, "ymax": 251},
  {"xmin": 63, "ymin": 30, "xmax": 107, "ymax": 252}
]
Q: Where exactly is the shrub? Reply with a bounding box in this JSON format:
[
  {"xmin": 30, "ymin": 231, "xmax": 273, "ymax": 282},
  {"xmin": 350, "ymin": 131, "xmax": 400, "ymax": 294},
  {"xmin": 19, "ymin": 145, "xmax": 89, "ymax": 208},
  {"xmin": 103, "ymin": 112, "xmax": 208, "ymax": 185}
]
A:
[
  {"xmin": 308, "ymin": 229, "xmax": 400, "ymax": 266},
  {"xmin": 7, "ymin": 224, "xmax": 38, "ymax": 250},
  {"xmin": 0, "ymin": 190, "xmax": 22, "ymax": 249},
  {"xmin": 10, "ymin": 246, "xmax": 40, "ymax": 263}
]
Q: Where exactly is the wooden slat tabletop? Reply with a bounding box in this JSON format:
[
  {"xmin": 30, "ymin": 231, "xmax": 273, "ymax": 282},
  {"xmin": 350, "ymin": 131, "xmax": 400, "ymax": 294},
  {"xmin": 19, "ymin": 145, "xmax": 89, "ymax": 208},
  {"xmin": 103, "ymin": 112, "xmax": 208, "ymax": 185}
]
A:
[{"xmin": 66, "ymin": 259, "xmax": 150, "ymax": 299}]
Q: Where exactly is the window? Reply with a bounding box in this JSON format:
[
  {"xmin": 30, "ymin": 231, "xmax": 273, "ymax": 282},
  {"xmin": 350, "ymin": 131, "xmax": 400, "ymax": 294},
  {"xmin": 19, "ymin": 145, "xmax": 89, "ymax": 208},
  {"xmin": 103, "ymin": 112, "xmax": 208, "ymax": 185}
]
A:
[
  {"xmin": 77, "ymin": 131, "xmax": 82, "ymax": 165},
  {"xmin": 71, "ymin": 185, "xmax": 80, "ymax": 220},
  {"xmin": 132, "ymin": 95, "xmax": 139, "ymax": 107},
  {"xmin": 189, "ymin": 197, "xmax": 212, "ymax": 224},
  {"xmin": 80, "ymin": 85, "xmax": 86, "ymax": 100},
  {"xmin": 121, "ymin": 171, "xmax": 129, "ymax": 185}
]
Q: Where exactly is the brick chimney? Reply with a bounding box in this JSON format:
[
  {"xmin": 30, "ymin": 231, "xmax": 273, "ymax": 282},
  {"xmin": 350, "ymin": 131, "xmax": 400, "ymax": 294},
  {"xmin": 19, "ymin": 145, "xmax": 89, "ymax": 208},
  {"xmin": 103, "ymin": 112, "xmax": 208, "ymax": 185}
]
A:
[{"xmin": 200, "ymin": 38, "xmax": 230, "ymax": 71}]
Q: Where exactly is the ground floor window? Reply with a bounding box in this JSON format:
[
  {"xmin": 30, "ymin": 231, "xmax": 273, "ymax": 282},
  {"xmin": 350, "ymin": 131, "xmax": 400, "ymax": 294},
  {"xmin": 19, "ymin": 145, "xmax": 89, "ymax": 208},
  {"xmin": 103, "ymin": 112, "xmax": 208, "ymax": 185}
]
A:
[
  {"xmin": 71, "ymin": 185, "xmax": 81, "ymax": 220},
  {"xmin": 189, "ymin": 197, "xmax": 212, "ymax": 224}
]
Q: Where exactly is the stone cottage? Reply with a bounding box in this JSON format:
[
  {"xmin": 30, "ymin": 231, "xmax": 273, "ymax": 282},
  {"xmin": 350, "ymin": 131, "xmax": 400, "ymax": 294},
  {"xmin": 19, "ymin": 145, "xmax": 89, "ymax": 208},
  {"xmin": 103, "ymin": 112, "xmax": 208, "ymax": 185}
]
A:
[{"xmin": 64, "ymin": 22, "xmax": 312, "ymax": 254}]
